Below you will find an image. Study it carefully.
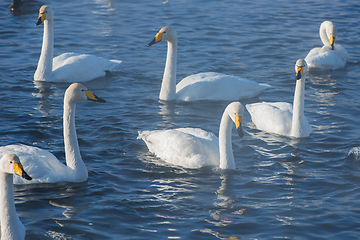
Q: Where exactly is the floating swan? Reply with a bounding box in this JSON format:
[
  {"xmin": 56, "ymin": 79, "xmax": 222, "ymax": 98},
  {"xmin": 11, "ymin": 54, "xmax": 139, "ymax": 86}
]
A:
[
  {"xmin": 9, "ymin": 0, "xmax": 43, "ymax": 16},
  {"xmin": 0, "ymin": 153, "xmax": 32, "ymax": 240},
  {"xmin": 34, "ymin": 5, "xmax": 121, "ymax": 82},
  {"xmin": 138, "ymin": 102, "xmax": 244, "ymax": 169},
  {"xmin": 147, "ymin": 26, "xmax": 270, "ymax": 101},
  {"xmin": 305, "ymin": 21, "xmax": 348, "ymax": 70},
  {"xmin": 0, "ymin": 83, "xmax": 105, "ymax": 184},
  {"xmin": 246, "ymin": 59, "xmax": 313, "ymax": 138}
]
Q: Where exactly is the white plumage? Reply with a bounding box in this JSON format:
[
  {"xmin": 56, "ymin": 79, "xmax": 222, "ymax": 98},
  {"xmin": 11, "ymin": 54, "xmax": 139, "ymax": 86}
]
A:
[
  {"xmin": 148, "ymin": 26, "xmax": 270, "ymax": 101},
  {"xmin": 246, "ymin": 59, "xmax": 313, "ymax": 138},
  {"xmin": 138, "ymin": 102, "xmax": 245, "ymax": 169},
  {"xmin": 0, "ymin": 153, "xmax": 32, "ymax": 240},
  {"xmin": 305, "ymin": 21, "xmax": 348, "ymax": 70},
  {"xmin": 0, "ymin": 83, "xmax": 106, "ymax": 184},
  {"xmin": 34, "ymin": 5, "xmax": 121, "ymax": 82}
]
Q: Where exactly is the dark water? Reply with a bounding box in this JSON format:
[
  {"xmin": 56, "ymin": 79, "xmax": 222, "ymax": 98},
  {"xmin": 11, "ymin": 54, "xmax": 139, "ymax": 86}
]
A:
[{"xmin": 1, "ymin": 0, "xmax": 360, "ymax": 239}]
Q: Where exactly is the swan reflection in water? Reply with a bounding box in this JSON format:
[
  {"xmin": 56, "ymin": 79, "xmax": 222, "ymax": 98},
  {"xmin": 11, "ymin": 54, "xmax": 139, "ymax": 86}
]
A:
[{"xmin": 32, "ymin": 81, "xmax": 55, "ymax": 116}]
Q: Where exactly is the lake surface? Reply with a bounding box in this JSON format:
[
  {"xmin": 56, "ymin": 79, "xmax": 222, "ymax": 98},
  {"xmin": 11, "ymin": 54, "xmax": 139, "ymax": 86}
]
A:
[{"xmin": 1, "ymin": 0, "xmax": 360, "ymax": 239}]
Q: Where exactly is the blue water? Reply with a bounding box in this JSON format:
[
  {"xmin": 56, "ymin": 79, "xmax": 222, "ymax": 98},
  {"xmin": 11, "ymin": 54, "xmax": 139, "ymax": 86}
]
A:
[{"xmin": 1, "ymin": 0, "xmax": 360, "ymax": 239}]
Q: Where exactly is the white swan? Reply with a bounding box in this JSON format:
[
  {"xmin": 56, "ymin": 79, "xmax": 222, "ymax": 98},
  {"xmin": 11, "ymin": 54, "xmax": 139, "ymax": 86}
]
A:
[
  {"xmin": 305, "ymin": 21, "xmax": 348, "ymax": 70},
  {"xmin": 0, "ymin": 153, "xmax": 32, "ymax": 240},
  {"xmin": 246, "ymin": 59, "xmax": 313, "ymax": 138},
  {"xmin": 147, "ymin": 26, "xmax": 270, "ymax": 101},
  {"xmin": 138, "ymin": 102, "xmax": 244, "ymax": 169},
  {"xmin": 0, "ymin": 83, "xmax": 106, "ymax": 184},
  {"xmin": 9, "ymin": 0, "xmax": 42, "ymax": 16},
  {"xmin": 34, "ymin": 5, "xmax": 121, "ymax": 82}
]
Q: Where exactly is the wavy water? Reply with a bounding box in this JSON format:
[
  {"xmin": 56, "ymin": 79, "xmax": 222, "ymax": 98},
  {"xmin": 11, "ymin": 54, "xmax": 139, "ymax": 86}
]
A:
[{"xmin": 1, "ymin": 0, "xmax": 360, "ymax": 239}]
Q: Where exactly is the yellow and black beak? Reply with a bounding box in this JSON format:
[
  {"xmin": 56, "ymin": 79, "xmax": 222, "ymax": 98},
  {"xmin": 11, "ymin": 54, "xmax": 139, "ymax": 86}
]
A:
[
  {"xmin": 36, "ymin": 11, "xmax": 46, "ymax": 26},
  {"xmin": 13, "ymin": 163, "xmax": 32, "ymax": 181},
  {"xmin": 84, "ymin": 90, "xmax": 106, "ymax": 103},
  {"xmin": 296, "ymin": 65, "xmax": 304, "ymax": 80},
  {"xmin": 235, "ymin": 115, "xmax": 244, "ymax": 138},
  {"xmin": 329, "ymin": 35, "xmax": 335, "ymax": 50},
  {"xmin": 147, "ymin": 32, "xmax": 164, "ymax": 47}
]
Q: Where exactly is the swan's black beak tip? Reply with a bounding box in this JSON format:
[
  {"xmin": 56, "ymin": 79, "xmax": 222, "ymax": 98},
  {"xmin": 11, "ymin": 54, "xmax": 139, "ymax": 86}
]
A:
[
  {"xmin": 147, "ymin": 38, "xmax": 156, "ymax": 47},
  {"xmin": 237, "ymin": 126, "xmax": 244, "ymax": 138},
  {"xmin": 35, "ymin": 19, "xmax": 42, "ymax": 26},
  {"xmin": 22, "ymin": 171, "xmax": 32, "ymax": 181}
]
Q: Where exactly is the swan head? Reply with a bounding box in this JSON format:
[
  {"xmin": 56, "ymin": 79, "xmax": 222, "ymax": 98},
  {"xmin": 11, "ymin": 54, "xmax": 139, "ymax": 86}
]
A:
[
  {"xmin": 295, "ymin": 59, "xmax": 307, "ymax": 80},
  {"xmin": 321, "ymin": 21, "xmax": 337, "ymax": 50},
  {"xmin": 147, "ymin": 26, "xmax": 177, "ymax": 46},
  {"xmin": 36, "ymin": 5, "xmax": 54, "ymax": 26},
  {"xmin": 65, "ymin": 83, "xmax": 106, "ymax": 104},
  {"xmin": 227, "ymin": 102, "xmax": 244, "ymax": 137},
  {"xmin": 1, "ymin": 153, "xmax": 32, "ymax": 180}
]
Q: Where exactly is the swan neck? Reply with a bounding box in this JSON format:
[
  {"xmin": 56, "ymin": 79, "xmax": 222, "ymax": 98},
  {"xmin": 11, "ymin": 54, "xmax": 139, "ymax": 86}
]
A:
[
  {"xmin": 0, "ymin": 172, "xmax": 23, "ymax": 239},
  {"xmin": 319, "ymin": 23, "xmax": 329, "ymax": 47},
  {"xmin": 35, "ymin": 19, "xmax": 54, "ymax": 81},
  {"xmin": 219, "ymin": 110, "xmax": 235, "ymax": 169},
  {"xmin": 63, "ymin": 99, "xmax": 88, "ymax": 181},
  {"xmin": 291, "ymin": 77, "xmax": 306, "ymax": 137},
  {"xmin": 160, "ymin": 39, "xmax": 177, "ymax": 101}
]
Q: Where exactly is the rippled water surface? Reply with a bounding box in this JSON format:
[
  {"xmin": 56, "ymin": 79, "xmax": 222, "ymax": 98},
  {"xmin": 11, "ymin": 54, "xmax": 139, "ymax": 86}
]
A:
[{"xmin": 1, "ymin": 0, "xmax": 360, "ymax": 239}]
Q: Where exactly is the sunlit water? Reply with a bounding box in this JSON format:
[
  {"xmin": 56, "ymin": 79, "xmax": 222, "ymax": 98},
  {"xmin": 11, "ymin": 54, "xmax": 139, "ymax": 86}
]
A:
[{"xmin": 1, "ymin": 0, "xmax": 360, "ymax": 239}]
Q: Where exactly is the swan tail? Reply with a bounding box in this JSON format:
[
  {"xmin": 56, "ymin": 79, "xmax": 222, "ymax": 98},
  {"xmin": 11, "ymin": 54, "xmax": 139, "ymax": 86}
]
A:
[
  {"xmin": 259, "ymin": 83, "xmax": 271, "ymax": 89},
  {"xmin": 137, "ymin": 131, "xmax": 150, "ymax": 140},
  {"xmin": 110, "ymin": 60, "xmax": 122, "ymax": 64}
]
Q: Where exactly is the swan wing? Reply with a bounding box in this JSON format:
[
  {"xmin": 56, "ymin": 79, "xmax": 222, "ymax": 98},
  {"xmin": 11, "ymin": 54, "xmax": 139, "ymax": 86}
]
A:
[
  {"xmin": 138, "ymin": 128, "xmax": 220, "ymax": 168},
  {"xmin": 52, "ymin": 53, "xmax": 121, "ymax": 82},
  {"xmin": 0, "ymin": 144, "xmax": 68, "ymax": 184},
  {"xmin": 176, "ymin": 72, "xmax": 270, "ymax": 101},
  {"xmin": 305, "ymin": 45, "xmax": 348, "ymax": 70},
  {"xmin": 246, "ymin": 102, "xmax": 293, "ymax": 136}
]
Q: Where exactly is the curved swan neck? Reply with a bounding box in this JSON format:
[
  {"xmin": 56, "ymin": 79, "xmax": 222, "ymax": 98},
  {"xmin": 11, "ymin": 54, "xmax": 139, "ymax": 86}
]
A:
[
  {"xmin": 0, "ymin": 172, "xmax": 24, "ymax": 239},
  {"xmin": 160, "ymin": 39, "xmax": 177, "ymax": 101},
  {"xmin": 291, "ymin": 76, "xmax": 306, "ymax": 137},
  {"xmin": 34, "ymin": 18, "xmax": 54, "ymax": 81},
  {"xmin": 319, "ymin": 22, "xmax": 330, "ymax": 47},
  {"xmin": 63, "ymin": 99, "xmax": 88, "ymax": 181},
  {"xmin": 219, "ymin": 109, "xmax": 235, "ymax": 169}
]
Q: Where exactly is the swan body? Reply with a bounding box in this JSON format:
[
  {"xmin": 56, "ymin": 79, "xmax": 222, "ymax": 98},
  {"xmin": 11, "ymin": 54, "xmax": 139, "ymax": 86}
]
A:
[
  {"xmin": 34, "ymin": 5, "xmax": 121, "ymax": 82},
  {"xmin": 305, "ymin": 21, "xmax": 348, "ymax": 70},
  {"xmin": 148, "ymin": 26, "xmax": 270, "ymax": 101},
  {"xmin": 0, "ymin": 83, "xmax": 106, "ymax": 184},
  {"xmin": 0, "ymin": 153, "xmax": 32, "ymax": 240},
  {"xmin": 246, "ymin": 59, "xmax": 313, "ymax": 138},
  {"xmin": 138, "ymin": 102, "xmax": 244, "ymax": 169},
  {"xmin": 9, "ymin": 0, "xmax": 43, "ymax": 16}
]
